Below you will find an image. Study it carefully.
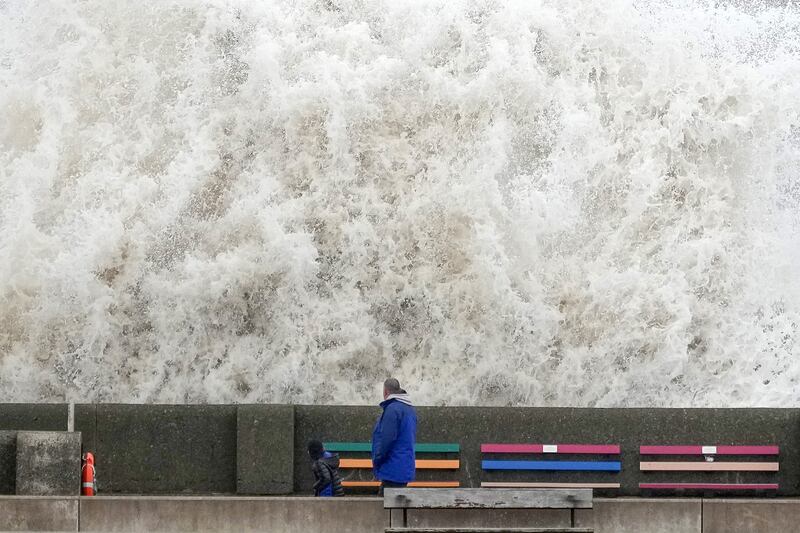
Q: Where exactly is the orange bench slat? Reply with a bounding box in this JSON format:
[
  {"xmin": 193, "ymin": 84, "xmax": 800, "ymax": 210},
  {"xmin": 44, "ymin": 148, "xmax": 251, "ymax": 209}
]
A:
[{"xmin": 340, "ymin": 459, "xmax": 460, "ymax": 469}]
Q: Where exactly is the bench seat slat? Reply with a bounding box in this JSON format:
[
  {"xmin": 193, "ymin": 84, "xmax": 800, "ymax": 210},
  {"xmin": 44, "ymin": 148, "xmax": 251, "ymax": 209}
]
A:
[
  {"xmin": 342, "ymin": 459, "xmax": 459, "ymax": 469},
  {"xmin": 640, "ymin": 483, "xmax": 779, "ymax": 490},
  {"xmin": 481, "ymin": 482, "xmax": 620, "ymax": 489},
  {"xmin": 640, "ymin": 461, "xmax": 778, "ymax": 472},
  {"xmin": 344, "ymin": 481, "xmax": 460, "ymax": 488},
  {"xmin": 326, "ymin": 442, "xmax": 460, "ymax": 453},
  {"xmin": 482, "ymin": 460, "xmax": 620, "ymax": 472},
  {"xmin": 640, "ymin": 445, "xmax": 779, "ymax": 455},
  {"xmin": 383, "ymin": 488, "xmax": 593, "ymax": 509}
]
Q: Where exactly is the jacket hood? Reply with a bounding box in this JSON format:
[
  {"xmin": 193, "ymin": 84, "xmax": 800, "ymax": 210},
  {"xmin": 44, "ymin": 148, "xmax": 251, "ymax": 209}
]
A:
[
  {"xmin": 381, "ymin": 391, "xmax": 413, "ymax": 407},
  {"xmin": 321, "ymin": 451, "xmax": 340, "ymax": 469}
]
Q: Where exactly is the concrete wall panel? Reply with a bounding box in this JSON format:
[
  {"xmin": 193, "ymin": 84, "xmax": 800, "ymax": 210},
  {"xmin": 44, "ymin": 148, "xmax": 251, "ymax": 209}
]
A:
[
  {"xmin": 0, "ymin": 404, "xmax": 67, "ymax": 432},
  {"xmin": 91, "ymin": 405, "xmax": 237, "ymax": 494},
  {"xmin": 591, "ymin": 498, "xmax": 701, "ymax": 533},
  {"xmin": 294, "ymin": 406, "xmax": 797, "ymax": 496},
  {"xmin": 405, "ymin": 508, "xmax": 571, "ymax": 528},
  {"xmin": 16, "ymin": 432, "xmax": 81, "ymax": 496},
  {"xmin": 236, "ymin": 404, "xmax": 294, "ymax": 494},
  {"xmin": 0, "ymin": 496, "xmax": 78, "ymax": 531},
  {"xmin": 74, "ymin": 405, "xmax": 97, "ymax": 455},
  {"xmin": 79, "ymin": 496, "xmax": 387, "ymax": 533},
  {"xmin": 0, "ymin": 432, "xmax": 16, "ymax": 495},
  {"xmin": 703, "ymin": 499, "xmax": 800, "ymax": 533}
]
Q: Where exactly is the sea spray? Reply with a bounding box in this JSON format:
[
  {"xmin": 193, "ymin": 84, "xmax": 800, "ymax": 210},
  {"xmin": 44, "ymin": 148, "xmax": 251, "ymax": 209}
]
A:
[{"xmin": 1, "ymin": 0, "xmax": 798, "ymax": 405}]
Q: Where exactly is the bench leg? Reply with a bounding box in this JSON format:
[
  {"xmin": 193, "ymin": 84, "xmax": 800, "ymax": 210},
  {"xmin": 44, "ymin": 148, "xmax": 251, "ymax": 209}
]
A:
[{"xmin": 390, "ymin": 508, "xmax": 406, "ymax": 527}]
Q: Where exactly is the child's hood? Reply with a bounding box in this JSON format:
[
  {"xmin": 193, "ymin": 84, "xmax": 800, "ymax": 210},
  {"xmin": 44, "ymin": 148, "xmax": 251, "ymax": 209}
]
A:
[{"xmin": 321, "ymin": 451, "xmax": 340, "ymax": 469}]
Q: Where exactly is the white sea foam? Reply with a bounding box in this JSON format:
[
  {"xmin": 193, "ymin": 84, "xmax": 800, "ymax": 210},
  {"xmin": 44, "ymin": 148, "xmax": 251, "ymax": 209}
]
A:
[{"xmin": 1, "ymin": 0, "xmax": 799, "ymax": 405}]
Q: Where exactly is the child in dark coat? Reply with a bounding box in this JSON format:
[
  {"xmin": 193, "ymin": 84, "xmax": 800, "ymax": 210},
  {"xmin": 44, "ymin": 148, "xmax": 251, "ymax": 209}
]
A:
[{"xmin": 308, "ymin": 440, "xmax": 344, "ymax": 497}]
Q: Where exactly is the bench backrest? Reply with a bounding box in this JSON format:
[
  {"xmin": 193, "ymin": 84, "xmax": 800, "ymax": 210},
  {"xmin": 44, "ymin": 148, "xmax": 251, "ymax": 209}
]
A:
[
  {"xmin": 481, "ymin": 442, "xmax": 621, "ymax": 472},
  {"xmin": 639, "ymin": 444, "xmax": 780, "ymax": 492},
  {"xmin": 325, "ymin": 441, "xmax": 461, "ymax": 488},
  {"xmin": 639, "ymin": 444, "xmax": 780, "ymax": 472},
  {"xmin": 383, "ymin": 488, "xmax": 592, "ymax": 509}
]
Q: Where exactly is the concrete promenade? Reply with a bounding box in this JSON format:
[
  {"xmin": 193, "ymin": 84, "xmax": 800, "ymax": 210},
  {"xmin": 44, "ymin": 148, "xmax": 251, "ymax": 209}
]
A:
[{"xmin": 1, "ymin": 496, "xmax": 800, "ymax": 532}]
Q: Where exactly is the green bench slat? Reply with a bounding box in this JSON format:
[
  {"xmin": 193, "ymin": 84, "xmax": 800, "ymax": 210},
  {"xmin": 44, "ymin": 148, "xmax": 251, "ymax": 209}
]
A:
[{"xmin": 325, "ymin": 442, "xmax": 459, "ymax": 453}]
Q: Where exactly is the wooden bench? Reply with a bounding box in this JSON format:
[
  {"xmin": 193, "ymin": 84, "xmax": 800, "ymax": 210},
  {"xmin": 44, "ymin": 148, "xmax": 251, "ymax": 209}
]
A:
[
  {"xmin": 638, "ymin": 444, "xmax": 780, "ymax": 492},
  {"xmin": 481, "ymin": 443, "xmax": 621, "ymax": 490},
  {"xmin": 384, "ymin": 488, "xmax": 593, "ymax": 533},
  {"xmin": 325, "ymin": 441, "xmax": 461, "ymax": 488}
]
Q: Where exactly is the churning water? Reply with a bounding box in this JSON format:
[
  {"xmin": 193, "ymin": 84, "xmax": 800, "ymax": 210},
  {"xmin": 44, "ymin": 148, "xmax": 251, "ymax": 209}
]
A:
[{"xmin": 1, "ymin": 0, "xmax": 799, "ymax": 405}]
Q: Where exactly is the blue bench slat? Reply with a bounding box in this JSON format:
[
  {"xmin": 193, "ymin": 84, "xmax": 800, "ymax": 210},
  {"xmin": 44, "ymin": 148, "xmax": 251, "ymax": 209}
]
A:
[{"xmin": 482, "ymin": 460, "xmax": 622, "ymax": 472}]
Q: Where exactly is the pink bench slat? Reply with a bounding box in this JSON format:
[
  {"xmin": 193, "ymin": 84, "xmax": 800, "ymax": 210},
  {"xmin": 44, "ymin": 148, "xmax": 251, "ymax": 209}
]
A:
[
  {"xmin": 481, "ymin": 444, "xmax": 620, "ymax": 454},
  {"xmin": 640, "ymin": 445, "xmax": 779, "ymax": 455},
  {"xmin": 640, "ymin": 461, "xmax": 779, "ymax": 472}
]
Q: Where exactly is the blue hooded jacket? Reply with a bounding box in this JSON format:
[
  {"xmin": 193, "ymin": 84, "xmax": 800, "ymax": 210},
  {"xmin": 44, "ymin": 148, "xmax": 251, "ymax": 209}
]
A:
[{"xmin": 371, "ymin": 392, "xmax": 417, "ymax": 483}]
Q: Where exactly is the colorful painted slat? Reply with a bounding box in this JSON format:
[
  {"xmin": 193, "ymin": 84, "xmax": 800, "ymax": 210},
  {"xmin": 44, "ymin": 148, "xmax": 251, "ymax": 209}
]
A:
[
  {"xmin": 343, "ymin": 481, "xmax": 461, "ymax": 488},
  {"xmin": 481, "ymin": 444, "xmax": 620, "ymax": 454},
  {"xmin": 340, "ymin": 459, "xmax": 460, "ymax": 469},
  {"xmin": 640, "ymin": 445, "xmax": 779, "ymax": 455},
  {"xmin": 640, "ymin": 483, "xmax": 779, "ymax": 490},
  {"xmin": 482, "ymin": 482, "xmax": 621, "ymax": 489},
  {"xmin": 482, "ymin": 460, "xmax": 621, "ymax": 472},
  {"xmin": 325, "ymin": 442, "xmax": 460, "ymax": 453},
  {"xmin": 640, "ymin": 461, "xmax": 779, "ymax": 472}
]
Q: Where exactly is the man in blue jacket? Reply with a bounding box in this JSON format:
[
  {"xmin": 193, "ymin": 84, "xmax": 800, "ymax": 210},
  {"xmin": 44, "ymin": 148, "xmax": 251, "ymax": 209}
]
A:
[{"xmin": 371, "ymin": 378, "xmax": 417, "ymax": 493}]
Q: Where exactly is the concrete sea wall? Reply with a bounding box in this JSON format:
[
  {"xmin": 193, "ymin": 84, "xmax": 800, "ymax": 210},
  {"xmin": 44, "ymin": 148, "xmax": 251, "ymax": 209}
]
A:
[
  {"xmin": 2, "ymin": 496, "xmax": 800, "ymax": 532},
  {"xmin": 0, "ymin": 404, "xmax": 797, "ymax": 496}
]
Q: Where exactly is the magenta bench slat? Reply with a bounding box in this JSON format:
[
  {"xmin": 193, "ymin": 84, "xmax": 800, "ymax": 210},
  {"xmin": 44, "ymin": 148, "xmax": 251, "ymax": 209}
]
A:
[
  {"xmin": 640, "ymin": 445, "xmax": 779, "ymax": 455},
  {"xmin": 640, "ymin": 483, "xmax": 779, "ymax": 490},
  {"xmin": 482, "ymin": 444, "xmax": 620, "ymax": 454}
]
